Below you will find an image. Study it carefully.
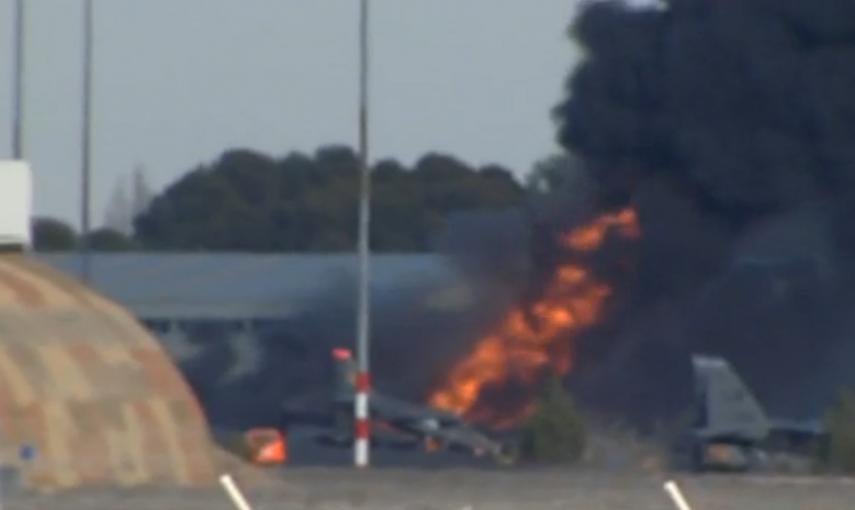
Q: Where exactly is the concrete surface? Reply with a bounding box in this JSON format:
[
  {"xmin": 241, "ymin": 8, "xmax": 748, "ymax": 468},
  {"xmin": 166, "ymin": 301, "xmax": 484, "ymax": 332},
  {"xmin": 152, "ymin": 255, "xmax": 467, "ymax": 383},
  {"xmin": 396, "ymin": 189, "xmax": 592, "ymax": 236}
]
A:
[{"xmin": 3, "ymin": 468, "xmax": 854, "ymax": 510}]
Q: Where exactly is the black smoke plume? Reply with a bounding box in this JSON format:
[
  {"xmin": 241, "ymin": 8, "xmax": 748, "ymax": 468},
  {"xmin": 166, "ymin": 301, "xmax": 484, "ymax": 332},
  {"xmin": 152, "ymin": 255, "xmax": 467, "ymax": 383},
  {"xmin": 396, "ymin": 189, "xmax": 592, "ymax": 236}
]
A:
[{"xmin": 551, "ymin": 0, "xmax": 855, "ymax": 426}]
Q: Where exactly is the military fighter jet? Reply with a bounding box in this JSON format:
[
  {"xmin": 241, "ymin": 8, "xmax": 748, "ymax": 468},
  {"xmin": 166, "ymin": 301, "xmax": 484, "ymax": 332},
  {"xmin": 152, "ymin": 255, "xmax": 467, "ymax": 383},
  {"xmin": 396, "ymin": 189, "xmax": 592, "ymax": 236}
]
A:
[
  {"xmin": 686, "ymin": 355, "xmax": 826, "ymax": 471},
  {"xmin": 280, "ymin": 348, "xmax": 515, "ymax": 464}
]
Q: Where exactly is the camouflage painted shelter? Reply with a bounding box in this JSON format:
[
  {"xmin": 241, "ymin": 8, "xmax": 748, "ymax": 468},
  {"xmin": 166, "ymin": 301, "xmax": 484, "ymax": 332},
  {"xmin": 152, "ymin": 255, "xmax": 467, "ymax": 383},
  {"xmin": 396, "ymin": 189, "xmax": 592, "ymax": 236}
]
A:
[{"xmin": 0, "ymin": 254, "xmax": 215, "ymax": 489}]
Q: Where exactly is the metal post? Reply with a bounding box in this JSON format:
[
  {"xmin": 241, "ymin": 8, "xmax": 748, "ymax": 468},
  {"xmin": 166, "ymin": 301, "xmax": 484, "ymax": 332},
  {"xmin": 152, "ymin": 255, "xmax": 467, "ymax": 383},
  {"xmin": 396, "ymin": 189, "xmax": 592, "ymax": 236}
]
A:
[
  {"xmin": 0, "ymin": 421, "xmax": 3, "ymax": 510},
  {"xmin": 353, "ymin": 0, "xmax": 372, "ymax": 468},
  {"xmin": 80, "ymin": 0, "xmax": 94, "ymax": 282},
  {"xmin": 12, "ymin": 0, "xmax": 25, "ymax": 159}
]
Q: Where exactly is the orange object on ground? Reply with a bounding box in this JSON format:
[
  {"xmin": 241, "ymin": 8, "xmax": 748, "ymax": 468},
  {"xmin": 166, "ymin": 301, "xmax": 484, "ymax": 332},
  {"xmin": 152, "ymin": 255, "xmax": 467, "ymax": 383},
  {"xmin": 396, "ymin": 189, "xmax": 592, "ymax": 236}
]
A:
[{"xmin": 245, "ymin": 428, "xmax": 288, "ymax": 465}]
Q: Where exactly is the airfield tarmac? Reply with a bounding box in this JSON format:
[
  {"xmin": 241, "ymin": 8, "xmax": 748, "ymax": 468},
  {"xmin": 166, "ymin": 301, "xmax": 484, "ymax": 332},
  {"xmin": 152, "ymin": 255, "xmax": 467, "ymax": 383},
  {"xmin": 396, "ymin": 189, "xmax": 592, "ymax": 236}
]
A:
[{"xmin": 4, "ymin": 469, "xmax": 855, "ymax": 510}]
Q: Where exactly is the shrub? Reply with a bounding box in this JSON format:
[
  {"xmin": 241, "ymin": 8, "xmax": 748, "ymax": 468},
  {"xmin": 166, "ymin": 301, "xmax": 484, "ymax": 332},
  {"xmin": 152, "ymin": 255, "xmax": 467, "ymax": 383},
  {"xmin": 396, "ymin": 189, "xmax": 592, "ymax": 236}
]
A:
[
  {"xmin": 519, "ymin": 375, "xmax": 586, "ymax": 463},
  {"xmin": 822, "ymin": 389, "xmax": 855, "ymax": 473}
]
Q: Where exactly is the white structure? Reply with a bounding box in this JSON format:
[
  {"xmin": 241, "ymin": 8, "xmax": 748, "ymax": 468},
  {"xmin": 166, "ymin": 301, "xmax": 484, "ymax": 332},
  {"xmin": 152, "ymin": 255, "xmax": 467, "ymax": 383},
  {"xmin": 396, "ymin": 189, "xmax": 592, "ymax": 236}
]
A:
[{"xmin": 0, "ymin": 160, "xmax": 32, "ymax": 249}]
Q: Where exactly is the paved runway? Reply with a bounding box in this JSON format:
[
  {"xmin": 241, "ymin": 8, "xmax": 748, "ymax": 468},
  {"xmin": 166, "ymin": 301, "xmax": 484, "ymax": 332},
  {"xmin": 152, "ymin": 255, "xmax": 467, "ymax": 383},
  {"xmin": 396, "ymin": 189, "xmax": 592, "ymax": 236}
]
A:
[{"xmin": 5, "ymin": 468, "xmax": 854, "ymax": 510}]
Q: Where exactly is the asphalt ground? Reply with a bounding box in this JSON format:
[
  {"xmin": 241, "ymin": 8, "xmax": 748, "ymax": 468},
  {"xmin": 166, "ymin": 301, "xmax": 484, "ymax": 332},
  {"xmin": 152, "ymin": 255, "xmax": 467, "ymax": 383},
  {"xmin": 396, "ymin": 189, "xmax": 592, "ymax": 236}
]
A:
[{"xmin": 4, "ymin": 469, "xmax": 855, "ymax": 510}]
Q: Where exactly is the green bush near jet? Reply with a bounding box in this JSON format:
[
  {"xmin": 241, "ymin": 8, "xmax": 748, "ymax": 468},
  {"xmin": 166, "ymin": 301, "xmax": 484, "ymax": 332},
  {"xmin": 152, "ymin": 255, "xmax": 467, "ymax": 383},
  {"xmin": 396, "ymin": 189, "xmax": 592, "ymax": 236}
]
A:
[
  {"xmin": 519, "ymin": 376, "xmax": 586, "ymax": 464},
  {"xmin": 820, "ymin": 390, "xmax": 855, "ymax": 473}
]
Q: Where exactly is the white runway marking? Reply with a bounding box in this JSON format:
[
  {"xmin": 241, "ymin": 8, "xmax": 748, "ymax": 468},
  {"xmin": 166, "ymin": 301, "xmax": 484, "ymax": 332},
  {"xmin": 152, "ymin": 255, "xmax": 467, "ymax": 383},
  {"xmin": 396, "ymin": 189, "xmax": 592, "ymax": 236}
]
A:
[{"xmin": 663, "ymin": 479, "xmax": 694, "ymax": 510}]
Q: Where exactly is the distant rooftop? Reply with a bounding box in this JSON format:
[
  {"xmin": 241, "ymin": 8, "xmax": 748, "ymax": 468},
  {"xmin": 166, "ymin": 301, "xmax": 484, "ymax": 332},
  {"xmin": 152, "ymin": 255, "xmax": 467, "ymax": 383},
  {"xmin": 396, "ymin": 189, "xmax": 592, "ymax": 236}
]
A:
[{"xmin": 36, "ymin": 253, "xmax": 465, "ymax": 322}]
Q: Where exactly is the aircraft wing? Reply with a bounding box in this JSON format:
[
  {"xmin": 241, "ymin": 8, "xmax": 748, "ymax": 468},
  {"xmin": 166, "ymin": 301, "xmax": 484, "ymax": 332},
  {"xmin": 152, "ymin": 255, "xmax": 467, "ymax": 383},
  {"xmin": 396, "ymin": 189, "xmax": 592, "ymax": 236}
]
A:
[
  {"xmin": 370, "ymin": 393, "xmax": 463, "ymax": 425},
  {"xmin": 409, "ymin": 421, "xmax": 505, "ymax": 458},
  {"xmin": 769, "ymin": 418, "xmax": 825, "ymax": 435},
  {"xmin": 322, "ymin": 348, "xmax": 510, "ymax": 461},
  {"xmin": 368, "ymin": 394, "xmax": 506, "ymax": 460},
  {"xmin": 768, "ymin": 418, "xmax": 827, "ymax": 446}
]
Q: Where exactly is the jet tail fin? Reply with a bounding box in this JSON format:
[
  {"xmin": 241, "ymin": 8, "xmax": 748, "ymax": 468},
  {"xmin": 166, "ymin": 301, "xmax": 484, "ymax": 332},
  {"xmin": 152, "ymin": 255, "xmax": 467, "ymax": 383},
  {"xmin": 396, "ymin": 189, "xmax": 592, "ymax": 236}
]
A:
[
  {"xmin": 692, "ymin": 355, "xmax": 770, "ymax": 441},
  {"xmin": 332, "ymin": 347, "xmax": 357, "ymax": 401}
]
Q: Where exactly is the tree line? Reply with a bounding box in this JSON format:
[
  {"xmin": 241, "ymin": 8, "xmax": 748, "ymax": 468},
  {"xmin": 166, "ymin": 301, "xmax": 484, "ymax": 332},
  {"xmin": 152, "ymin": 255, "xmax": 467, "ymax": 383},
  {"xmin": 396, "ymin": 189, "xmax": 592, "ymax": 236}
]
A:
[{"xmin": 33, "ymin": 146, "xmax": 527, "ymax": 252}]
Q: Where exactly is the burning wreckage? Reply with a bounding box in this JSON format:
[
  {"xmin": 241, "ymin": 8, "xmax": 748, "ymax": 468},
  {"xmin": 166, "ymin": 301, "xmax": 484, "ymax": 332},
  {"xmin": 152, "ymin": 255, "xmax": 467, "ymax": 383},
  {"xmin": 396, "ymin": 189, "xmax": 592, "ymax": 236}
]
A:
[
  {"xmin": 240, "ymin": 201, "xmax": 831, "ymax": 471},
  {"xmin": 277, "ymin": 208, "xmax": 640, "ymax": 465},
  {"xmin": 284, "ymin": 347, "xmax": 514, "ymax": 464},
  {"xmin": 237, "ymin": 0, "xmax": 855, "ymax": 469},
  {"xmin": 234, "ymin": 198, "xmax": 836, "ymax": 471}
]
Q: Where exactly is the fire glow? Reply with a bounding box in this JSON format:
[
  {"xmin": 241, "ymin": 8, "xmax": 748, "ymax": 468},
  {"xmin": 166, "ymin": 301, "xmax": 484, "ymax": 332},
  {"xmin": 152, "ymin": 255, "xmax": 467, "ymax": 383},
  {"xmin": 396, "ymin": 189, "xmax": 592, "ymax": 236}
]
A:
[{"xmin": 428, "ymin": 208, "xmax": 640, "ymax": 428}]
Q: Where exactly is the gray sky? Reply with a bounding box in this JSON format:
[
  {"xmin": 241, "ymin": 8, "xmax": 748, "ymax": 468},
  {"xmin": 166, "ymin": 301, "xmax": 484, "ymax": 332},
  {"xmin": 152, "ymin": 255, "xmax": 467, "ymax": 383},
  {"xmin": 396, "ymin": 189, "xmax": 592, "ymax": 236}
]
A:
[{"xmin": 0, "ymin": 0, "xmax": 584, "ymax": 227}]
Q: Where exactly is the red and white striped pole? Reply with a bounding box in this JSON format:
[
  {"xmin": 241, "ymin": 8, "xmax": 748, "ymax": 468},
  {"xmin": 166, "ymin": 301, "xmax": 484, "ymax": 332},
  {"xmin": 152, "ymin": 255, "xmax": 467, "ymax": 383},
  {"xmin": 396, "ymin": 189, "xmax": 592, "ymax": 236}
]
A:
[
  {"xmin": 354, "ymin": 370, "xmax": 371, "ymax": 466},
  {"xmin": 354, "ymin": 0, "xmax": 372, "ymax": 468}
]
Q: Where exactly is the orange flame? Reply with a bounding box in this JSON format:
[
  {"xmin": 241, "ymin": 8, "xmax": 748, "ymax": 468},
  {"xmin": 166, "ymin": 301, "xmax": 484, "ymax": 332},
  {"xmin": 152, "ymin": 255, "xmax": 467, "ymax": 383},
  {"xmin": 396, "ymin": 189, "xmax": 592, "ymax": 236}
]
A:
[
  {"xmin": 561, "ymin": 208, "xmax": 641, "ymax": 252},
  {"xmin": 428, "ymin": 207, "xmax": 639, "ymax": 428}
]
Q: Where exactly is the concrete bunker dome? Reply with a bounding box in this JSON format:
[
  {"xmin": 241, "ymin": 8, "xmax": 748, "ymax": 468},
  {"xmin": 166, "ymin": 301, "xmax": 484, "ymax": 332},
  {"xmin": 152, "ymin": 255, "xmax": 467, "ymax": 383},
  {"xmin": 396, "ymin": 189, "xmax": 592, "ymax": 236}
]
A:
[{"xmin": 0, "ymin": 254, "xmax": 215, "ymax": 489}]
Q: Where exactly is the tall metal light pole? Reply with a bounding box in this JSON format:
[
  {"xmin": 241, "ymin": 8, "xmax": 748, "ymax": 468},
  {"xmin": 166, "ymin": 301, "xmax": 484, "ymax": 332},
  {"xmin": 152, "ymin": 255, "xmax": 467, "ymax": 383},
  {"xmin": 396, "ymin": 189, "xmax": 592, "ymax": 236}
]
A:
[
  {"xmin": 12, "ymin": 0, "xmax": 25, "ymax": 159},
  {"xmin": 354, "ymin": 0, "xmax": 372, "ymax": 468},
  {"xmin": 80, "ymin": 0, "xmax": 94, "ymax": 282}
]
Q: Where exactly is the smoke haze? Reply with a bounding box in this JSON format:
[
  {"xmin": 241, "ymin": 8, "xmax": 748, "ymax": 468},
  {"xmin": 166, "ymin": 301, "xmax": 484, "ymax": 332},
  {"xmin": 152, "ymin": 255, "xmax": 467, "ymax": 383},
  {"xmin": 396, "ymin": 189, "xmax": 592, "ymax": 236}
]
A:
[
  {"xmin": 551, "ymin": 0, "xmax": 855, "ymax": 425},
  {"xmin": 159, "ymin": 0, "xmax": 855, "ymax": 434}
]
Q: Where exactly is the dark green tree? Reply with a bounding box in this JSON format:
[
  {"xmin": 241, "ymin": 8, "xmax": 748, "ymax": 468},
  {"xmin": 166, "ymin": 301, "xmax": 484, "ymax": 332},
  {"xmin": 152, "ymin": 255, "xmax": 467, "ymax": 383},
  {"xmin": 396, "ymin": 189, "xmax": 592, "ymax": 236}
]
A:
[
  {"xmin": 134, "ymin": 146, "xmax": 524, "ymax": 252},
  {"xmin": 822, "ymin": 390, "xmax": 855, "ymax": 473},
  {"xmin": 31, "ymin": 217, "xmax": 77, "ymax": 252},
  {"xmin": 519, "ymin": 375, "xmax": 587, "ymax": 464},
  {"xmin": 372, "ymin": 159, "xmax": 431, "ymax": 251},
  {"xmin": 84, "ymin": 228, "xmax": 138, "ymax": 251}
]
